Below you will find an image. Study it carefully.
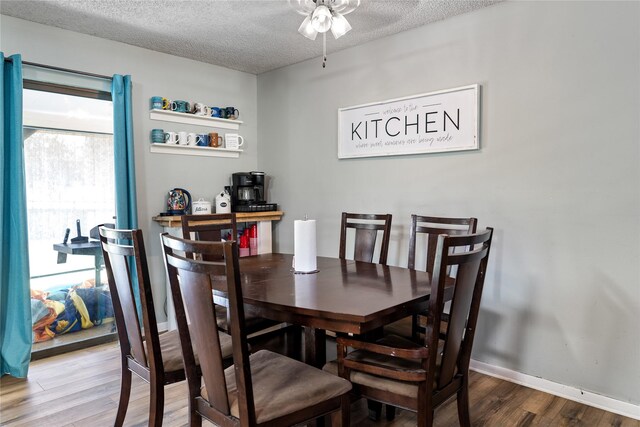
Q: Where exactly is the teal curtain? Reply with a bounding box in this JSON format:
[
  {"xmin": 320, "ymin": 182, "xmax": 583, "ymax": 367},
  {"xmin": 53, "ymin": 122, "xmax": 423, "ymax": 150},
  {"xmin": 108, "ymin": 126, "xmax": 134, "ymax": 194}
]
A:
[
  {"xmin": 111, "ymin": 75, "xmax": 140, "ymax": 315},
  {"xmin": 112, "ymin": 75, "xmax": 138, "ymax": 230},
  {"xmin": 0, "ymin": 53, "xmax": 32, "ymax": 378}
]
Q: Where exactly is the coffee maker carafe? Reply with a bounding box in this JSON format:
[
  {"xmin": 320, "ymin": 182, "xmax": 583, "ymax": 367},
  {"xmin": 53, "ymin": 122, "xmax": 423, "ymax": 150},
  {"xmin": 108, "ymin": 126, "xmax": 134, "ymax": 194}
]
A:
[{"xmin": 231, "ymin": 172, "xmax": 276, "ymax": 212}]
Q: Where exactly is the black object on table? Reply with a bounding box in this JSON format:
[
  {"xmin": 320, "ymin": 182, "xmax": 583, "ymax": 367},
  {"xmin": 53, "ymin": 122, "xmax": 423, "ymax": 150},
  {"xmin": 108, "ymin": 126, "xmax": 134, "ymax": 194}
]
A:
[{"xmin": 70, "ymin": 219, "xmax": 88, "ymax": 244}]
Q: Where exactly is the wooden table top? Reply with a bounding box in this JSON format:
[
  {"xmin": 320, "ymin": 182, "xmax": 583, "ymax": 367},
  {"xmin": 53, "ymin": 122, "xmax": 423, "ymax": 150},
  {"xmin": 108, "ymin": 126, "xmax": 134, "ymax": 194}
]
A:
[{"xmin": 215, "ymin": 253, "xmax": 434, "ymax": 335}]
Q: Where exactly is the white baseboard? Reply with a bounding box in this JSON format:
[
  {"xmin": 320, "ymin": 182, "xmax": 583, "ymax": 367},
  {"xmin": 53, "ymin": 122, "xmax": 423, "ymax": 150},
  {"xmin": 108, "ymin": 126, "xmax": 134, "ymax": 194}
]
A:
[
  {"xmin": 156, "ymin": 322, "xmax": 168, "ymax": 332},
  {"xmin": 470, "ymin": 359, "xmax": 640, "ymax": 420}
]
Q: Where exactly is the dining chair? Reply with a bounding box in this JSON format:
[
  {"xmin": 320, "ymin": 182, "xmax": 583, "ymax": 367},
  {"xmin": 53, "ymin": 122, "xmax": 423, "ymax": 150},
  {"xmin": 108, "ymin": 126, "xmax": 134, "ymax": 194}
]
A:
[
  {"xmin": 161, "ymin": 234, "xmax": 353, "ymax": 427},
  {"xmin": 385, "ymin": 215, "xmax": 477, "ymax": 341},
  {"xmin": 181, "ymin": 214, "xmax": 285, "ymax": 337},
  {"xmin": 325, "ymin": 228, "xmax": 493, "ymax": 426},
  {"xmin": 99, "ymin": 226, "xmax": 232, "ymax": 427},
  {"xmin": 339, "ymin": 212, "xmax": 392, "ymax": 265}
]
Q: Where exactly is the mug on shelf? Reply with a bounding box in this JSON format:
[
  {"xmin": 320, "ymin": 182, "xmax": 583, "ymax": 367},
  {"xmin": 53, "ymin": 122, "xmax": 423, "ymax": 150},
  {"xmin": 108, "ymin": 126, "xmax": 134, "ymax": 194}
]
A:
[
  {"xmin": 225, "ymin": 133, "xmax": 244, "ymax": 150},
  {"xmin": 186, "ymin": 132, "xmax": 198, "ymax": 146},
  {"xmin": 211, "ymin": 107, "xmax": 222, "ymax": 118},
  {"xmin": 151, "ymin": 128, "xmax": 165, "ymax": 143},
  {"xmin": 171, "ymin": 100, "xmax": 190, "ymax": 113},
  {"xmin": 192, "ymin": 102, "xmax": 210, "ymax": 116},
  {"xmin": 196, "ymin": 134, "xmax": 210, "ymax": 147},
  {"xmin": 151, "ymin": 96, "xmax": 169, "ymax": 110},
  {"xmin": 225, "ymin": 107, "xmax": 240, "ymax": 120},
  {"xmin": 208, "ymin": 132, "xmax": 223, "ymax": 148},
  {"xmin": 178, "ymin": 131, "xmax": 189, "ymax": 145},
  {"xmin": 165, "ymin": 131, "xmax": 178, "ymax": 145}
]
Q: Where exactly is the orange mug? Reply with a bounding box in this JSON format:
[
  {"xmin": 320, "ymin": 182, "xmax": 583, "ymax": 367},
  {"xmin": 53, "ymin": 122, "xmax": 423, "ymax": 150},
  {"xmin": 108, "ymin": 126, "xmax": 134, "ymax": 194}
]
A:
[{"xmin": 209, "ymin": 132, "xmax": 223, "ymax": 148}]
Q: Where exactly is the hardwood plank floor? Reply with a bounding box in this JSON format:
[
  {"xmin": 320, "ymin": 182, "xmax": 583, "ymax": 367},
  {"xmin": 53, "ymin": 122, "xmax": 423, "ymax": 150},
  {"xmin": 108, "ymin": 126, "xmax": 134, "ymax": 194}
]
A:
[{"xmin": 0, "ymin": 342, "xmax": 637, "ymax": 427}]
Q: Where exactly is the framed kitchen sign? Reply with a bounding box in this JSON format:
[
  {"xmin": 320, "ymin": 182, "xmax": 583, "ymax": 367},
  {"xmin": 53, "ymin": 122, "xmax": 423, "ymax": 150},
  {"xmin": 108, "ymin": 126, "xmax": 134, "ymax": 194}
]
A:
[{"xmin": 338, "ymin": 84, "xmax": 480, "ymax": 159}]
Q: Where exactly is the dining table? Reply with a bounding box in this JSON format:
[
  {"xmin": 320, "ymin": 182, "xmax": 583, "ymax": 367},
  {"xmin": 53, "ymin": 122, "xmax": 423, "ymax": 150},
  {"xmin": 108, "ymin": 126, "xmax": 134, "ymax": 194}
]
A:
[{"xmin": 212, "ymin": 253, "xmax": 446, "ymax": 368}]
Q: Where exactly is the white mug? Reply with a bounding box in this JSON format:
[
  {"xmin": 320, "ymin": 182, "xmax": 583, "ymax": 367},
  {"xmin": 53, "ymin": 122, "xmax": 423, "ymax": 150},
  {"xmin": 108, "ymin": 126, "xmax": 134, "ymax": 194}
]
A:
[
  {"xmin": 225, "ymin": 133, "xmax": 244, "ymax": 150},
  {"xmin": 186, "ymin": 132, "xmax": 198, "ymax": 146},
  {"xmin": 178, "ymin": 131, "xmax": 189, "ymax": 145},
  {"xmin": 192, "ymin": 102, "xmax": 208, "ymax": 116},
  {"xmin": 164, "ymin": 131, "xmax": 178, "ymax": 145}
]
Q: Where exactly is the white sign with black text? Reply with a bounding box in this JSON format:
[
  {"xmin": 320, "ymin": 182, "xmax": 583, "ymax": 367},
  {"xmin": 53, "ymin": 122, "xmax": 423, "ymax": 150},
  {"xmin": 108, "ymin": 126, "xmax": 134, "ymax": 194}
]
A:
[{"xmin": 338, "ymin": 84, "xmax": 480, "ymax": 159}]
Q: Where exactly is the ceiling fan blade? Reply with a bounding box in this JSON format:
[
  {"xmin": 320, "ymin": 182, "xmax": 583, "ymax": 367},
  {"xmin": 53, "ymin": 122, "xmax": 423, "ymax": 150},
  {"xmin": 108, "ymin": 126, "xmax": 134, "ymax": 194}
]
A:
[
  {"xmin": 332, "ymin": 0, "xmax": 360, "ymax": 15},
  {"xmin": 288, "ymin": 0, "xmax": 316, "ymax": 16}
]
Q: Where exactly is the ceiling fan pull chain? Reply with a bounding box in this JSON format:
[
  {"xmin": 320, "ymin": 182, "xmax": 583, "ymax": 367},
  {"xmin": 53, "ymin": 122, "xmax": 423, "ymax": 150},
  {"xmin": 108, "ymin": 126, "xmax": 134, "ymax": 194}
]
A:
[{"xmin": 322, "ymin": 32, "xmax": 327, "ymax": 68}]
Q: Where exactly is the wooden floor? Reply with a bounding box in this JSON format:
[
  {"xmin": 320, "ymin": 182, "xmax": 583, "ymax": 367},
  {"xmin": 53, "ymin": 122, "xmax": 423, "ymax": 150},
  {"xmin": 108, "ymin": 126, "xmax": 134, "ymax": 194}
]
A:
[{"xmin": 0, "ymin": 342, "xmax": 637, "ymax": 427}]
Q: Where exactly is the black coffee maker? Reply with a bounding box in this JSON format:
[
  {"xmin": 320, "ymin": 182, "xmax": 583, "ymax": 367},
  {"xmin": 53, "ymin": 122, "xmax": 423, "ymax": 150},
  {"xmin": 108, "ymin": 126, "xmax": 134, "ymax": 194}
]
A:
[{"xmin": 231, "ymin": 172, "xmax": 277, "ymax": 212}]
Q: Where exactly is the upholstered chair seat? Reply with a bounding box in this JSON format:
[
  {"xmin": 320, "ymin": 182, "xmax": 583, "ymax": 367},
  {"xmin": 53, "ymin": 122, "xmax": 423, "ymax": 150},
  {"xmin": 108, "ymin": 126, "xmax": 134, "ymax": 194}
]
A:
[
  {"xmin": 143, "ymin": 328, "xmax": 233, "ymax": 373},
  {"xmin": 201, "ymin": 350, "xmax": 352, "ymax": 424}
]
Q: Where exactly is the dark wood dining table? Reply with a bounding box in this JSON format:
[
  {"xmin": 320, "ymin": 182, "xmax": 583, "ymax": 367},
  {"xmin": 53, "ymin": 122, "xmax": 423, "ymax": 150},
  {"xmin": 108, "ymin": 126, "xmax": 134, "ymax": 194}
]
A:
[{"xmin": 211, "ymin": 253, "xmax": 438, "ymax": 367}]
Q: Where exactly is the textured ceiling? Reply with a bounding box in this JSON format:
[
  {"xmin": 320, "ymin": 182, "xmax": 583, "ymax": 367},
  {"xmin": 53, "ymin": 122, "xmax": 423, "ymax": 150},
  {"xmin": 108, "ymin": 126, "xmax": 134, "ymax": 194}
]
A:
[{"xmin": 1, "ymin": 0, "xmax": 501, "ymax": 74}]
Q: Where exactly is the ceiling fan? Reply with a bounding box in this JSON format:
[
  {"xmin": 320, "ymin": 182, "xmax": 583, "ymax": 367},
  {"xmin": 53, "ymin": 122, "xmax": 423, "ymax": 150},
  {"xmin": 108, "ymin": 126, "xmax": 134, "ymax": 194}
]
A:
[{"xmin": 289, "ymin": 0, "xmax": 361, "ymax": 68}]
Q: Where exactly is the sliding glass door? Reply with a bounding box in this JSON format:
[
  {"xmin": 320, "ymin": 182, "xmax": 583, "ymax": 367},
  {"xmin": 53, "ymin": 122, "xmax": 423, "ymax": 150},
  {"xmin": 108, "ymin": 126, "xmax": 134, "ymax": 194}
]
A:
[{"xmin": 23, "ymin": 85, "xmax": 116, "ymax": 353}]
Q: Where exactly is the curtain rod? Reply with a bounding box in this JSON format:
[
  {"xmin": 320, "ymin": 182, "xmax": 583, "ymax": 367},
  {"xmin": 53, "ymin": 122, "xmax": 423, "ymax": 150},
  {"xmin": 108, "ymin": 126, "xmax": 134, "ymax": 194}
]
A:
[{"xmin": 4, "ymin": 57, "xmax": 112, "ymax": 81}]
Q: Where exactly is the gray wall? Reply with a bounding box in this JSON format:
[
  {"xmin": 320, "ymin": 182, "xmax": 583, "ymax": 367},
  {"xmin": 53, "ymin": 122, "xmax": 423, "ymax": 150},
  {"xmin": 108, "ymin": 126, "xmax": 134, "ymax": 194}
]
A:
[
  {"xmin": 1, "ymin": 15, "xmax": 258, "ymax": 321},
  {"xmin": 257, "ymin": 1, "xmax": 640, "ymax": 405}
]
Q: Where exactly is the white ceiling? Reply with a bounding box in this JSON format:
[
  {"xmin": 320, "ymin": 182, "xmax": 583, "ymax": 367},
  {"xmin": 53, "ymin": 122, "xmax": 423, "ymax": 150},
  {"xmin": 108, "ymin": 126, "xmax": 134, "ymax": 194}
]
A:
[{"xmin": 1, "ymin": 0, "xmax": 501, "ymax": 74}]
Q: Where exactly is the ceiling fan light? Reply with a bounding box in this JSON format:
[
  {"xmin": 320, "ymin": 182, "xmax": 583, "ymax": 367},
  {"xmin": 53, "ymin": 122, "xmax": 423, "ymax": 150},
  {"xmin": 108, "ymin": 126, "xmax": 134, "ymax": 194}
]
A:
[
  {"xmin": 311, "ymin": 5, "xmax": 332, "ymax": 33},
  {"xmin": 330, "ymin": 12, "xmax": 352, "ymax": 39},
  {"xmin": 298, "ymin": 14, "xmax": 318, "ymax": 40}
]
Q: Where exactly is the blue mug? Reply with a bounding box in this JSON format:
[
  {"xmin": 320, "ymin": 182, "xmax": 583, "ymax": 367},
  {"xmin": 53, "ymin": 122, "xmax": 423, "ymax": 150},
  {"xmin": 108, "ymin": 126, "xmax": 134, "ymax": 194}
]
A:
[
  {"xmin": 151, "ymin": 128, "xmax": 165, "ymax": 143},
  {"xmin": 171, "ymin": 100, "xmax": 190, "ymax": 113},
  {"xmin": 211, "ymin": 107, "xmax": 221, "ymax": 118},
  {"xmin": 196, "ymin": 134, "xmax": 210, "ymax": 147},
  {"xmin": 151, "ymin": 96, "xmax": 163, "ymax": 110}
]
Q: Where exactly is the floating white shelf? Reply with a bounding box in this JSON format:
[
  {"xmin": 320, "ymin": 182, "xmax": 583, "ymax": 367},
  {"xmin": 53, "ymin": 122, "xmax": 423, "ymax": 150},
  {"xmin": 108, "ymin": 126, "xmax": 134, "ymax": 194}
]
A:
[
  {"xmin": 149, "ymin": 143, "xmax": 242, "ymax": 158},
  {"xmin": 149, "ymin": 109, "xmax": 243, "ymax": 130}
]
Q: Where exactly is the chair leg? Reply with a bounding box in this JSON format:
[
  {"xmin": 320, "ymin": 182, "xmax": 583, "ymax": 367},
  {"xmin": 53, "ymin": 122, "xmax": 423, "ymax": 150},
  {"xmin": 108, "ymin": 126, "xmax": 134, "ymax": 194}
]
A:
[
  {"xmin": 367, "ymin": 399, "xmax": 382, "ymax": 421},
  {"xmin": 411, "ymin": 314, "xmax": 420, "ymax": 342},
  {"xmin": 457, "ymin": 380, "xmax": 471, "ymax": 427},
  {"xmin": 295, "ymin": 324, "xmax": 304, "ymax": 361},
  {"xmin": 114, "ymin": 364, "xmax": 132, "ymax": 427},
  {"xmin": 417, "ymin": 408, "xmax": 434, "ymax": 427},
  {"xmin": 187, "ymin": 388, "xmax": 202, "ymax": 427},
  {"xmin": 148, "ymin": 378, "xmax": 164, "ymax": 427},
  {"xmin": 342, "ymin": 395, "xmax": 351, "ymax": 427},
  {"xmin": 189, "ymin": 404, "xmax": 203, "ymax": 427},
  {"xmin": 385, "ymin": 404, "xmax": 396, "ymax": 421}
]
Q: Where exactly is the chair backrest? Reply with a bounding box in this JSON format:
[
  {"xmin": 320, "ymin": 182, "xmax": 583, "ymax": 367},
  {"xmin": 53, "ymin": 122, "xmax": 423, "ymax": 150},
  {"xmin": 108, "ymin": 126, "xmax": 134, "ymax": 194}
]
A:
[
  {"xmin": 425, "ymin": 228, "xmax": 493, "ymax": 391},
  {"xmin": 162, "ymin": 234, "xmax": 256, "ymax": 424},
  {"xmin": 339, "ymin": 212, "xmax": 392, "ymax": 264},
  {"xmin": 99, "ymin": 226, "xmax": 161, "ymax": 375},
  {"xmin": 181, "ymin": 213, "xmax": 238, "ymax": 260},
  {"xmin": 407, "ymin": 215, "xmax": 477, "ymax": 272}
]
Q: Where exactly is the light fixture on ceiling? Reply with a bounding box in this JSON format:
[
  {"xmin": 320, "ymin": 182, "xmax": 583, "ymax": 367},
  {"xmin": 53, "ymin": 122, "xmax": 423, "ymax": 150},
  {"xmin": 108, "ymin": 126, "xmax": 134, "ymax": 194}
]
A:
[{"xmin": 289, "ymin": 0, "xmax": 360, "ymax": 68}]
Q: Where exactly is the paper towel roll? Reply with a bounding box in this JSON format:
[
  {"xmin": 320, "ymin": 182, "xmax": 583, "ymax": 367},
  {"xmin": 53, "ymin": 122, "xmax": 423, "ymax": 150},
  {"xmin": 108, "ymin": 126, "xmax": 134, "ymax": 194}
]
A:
[{"xmin": 294, "ymin": 219, "xmax": 317, "ymax": 273}]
